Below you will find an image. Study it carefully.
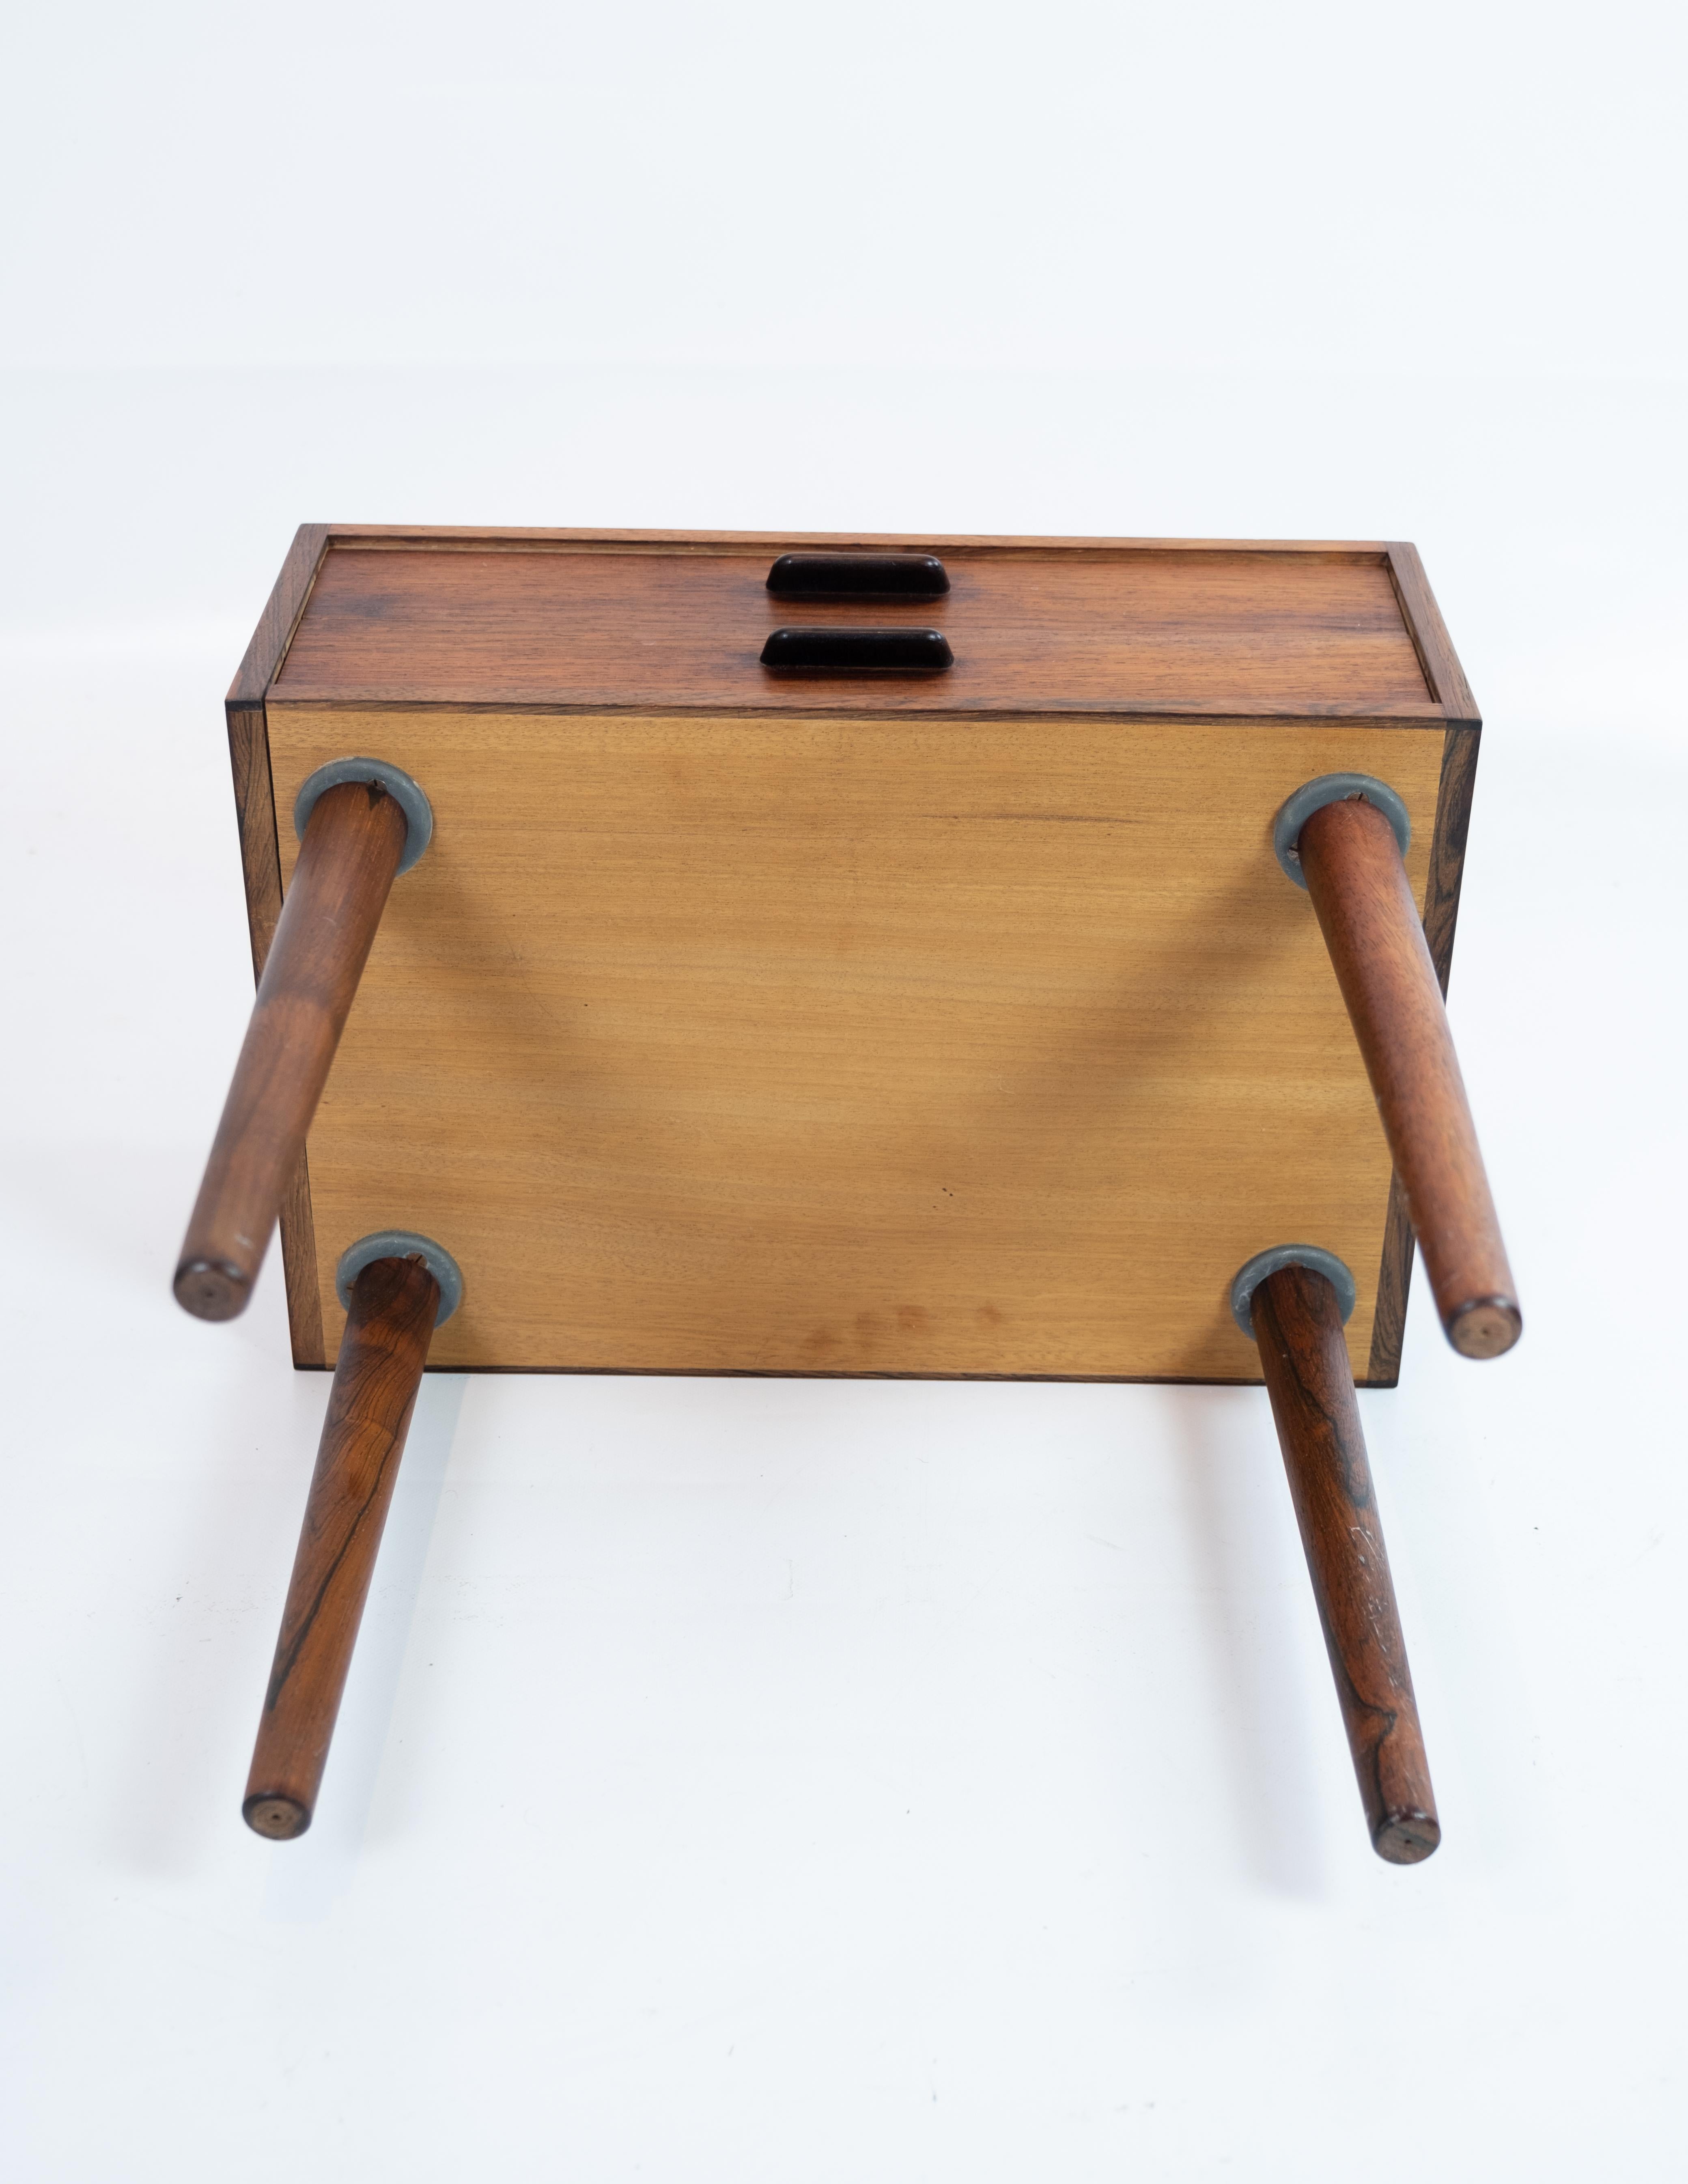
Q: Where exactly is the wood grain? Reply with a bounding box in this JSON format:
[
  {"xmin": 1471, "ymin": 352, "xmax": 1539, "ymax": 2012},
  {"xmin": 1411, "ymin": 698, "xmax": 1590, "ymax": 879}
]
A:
[
  {"xmin": 1422, "ymin": 723, "xmax": 1482, "ymax": 994},
  {"xmin": 1384, "ymin": 542, "xmax": 1479, "ymax": 725},
  {"xmin": 243, "ymin": 1254, "xmax": 439, "ymax": 1838},
  {"xmin": 273, "ymin": 544, "xmax": 1437, "ymax": 716},
  {"xmin": 323, "ymin": 527, "xmax": 1403, "ymax": 553},
  {"xmin": 1365, "ymin": 720, "xmax": 1482, "ymax": 1383},
  {"xmin": 226, "ymin": 522, "xmax": 332, "ymax": 1364},
  {"xmin": 228, "ymin": 523, "xmax": 332, "ymax": 715},
  {"xmin": 1253, "ymin": 1262, "xmax": 1438, "ymax": 1861},
  {"xmin": 225, "ymin": 529, "xmax": 1484, "ymax": 1382},
  {"xmin": 1300, "ymin": 794, "xmax": 1518, "ymax": 1359},
  {"xmin": 176, "ymin": 781, "xmax": 407, "ymax": 1320},
  {"xmin": 265, "ymin": 705, "xmax": 1448, "ymax": 1381}
]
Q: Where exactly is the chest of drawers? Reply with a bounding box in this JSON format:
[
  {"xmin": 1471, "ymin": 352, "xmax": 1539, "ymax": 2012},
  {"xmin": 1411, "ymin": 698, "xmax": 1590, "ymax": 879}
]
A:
[{"xmin": 180, "ymin": 527, "xmax": 1514, "ymax": 1862}]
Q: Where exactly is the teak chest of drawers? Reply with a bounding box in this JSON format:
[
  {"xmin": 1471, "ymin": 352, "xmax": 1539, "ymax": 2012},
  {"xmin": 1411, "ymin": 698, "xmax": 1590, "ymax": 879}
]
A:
[{"xmin": 177, "ymin": 527, "xmax": 1518, "ymax": 1864}]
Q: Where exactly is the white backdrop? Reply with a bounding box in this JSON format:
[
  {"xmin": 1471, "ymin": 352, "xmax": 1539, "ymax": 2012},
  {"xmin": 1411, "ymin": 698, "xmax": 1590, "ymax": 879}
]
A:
[{"xmin": 2, "ymin": 4, "xmax": 1685, "ymax": 2179}]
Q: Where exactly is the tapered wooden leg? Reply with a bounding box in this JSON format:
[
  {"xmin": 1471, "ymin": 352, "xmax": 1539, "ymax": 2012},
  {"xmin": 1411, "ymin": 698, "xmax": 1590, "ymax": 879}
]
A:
[
  {"xmin": 1298, "ymin": 792, "xmax": 1520, "ymax": 1359},
  {"xmin": 243, "ymin": 1254, "xmax": 440, "ymax": 1840},
  {"xmin": 1253, "ymin": 1262, "xmax": 1439, "ymax": 1864},
  {"xmin": 175, "ymin": 779, "xmax": 409, "ymax": 1322}
]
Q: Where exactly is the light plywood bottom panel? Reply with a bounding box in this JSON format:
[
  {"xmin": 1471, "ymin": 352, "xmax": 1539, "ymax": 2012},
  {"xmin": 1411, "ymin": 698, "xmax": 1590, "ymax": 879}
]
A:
[{"xmin": 266, "ymin": 708, "xmax": 1447, "ymax": 1381}]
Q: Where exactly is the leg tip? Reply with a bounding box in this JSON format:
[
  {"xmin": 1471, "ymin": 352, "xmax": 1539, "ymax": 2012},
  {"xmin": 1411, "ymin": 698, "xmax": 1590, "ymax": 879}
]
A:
[
  {"xmin": 1373, "ymin": 1809, "xmax": 1441, "ymax": 1864},
  {"xmin": 1447, "ymin": 1297, "xmax": 1522, "ymax": 1360},
  {"xmin": 175, "ymin": 1258, "xmax": 251, "ymax": 1321},
  {"xmin": 243, "ymin": 1793, "xmax": 311, "ymax": 1840}
]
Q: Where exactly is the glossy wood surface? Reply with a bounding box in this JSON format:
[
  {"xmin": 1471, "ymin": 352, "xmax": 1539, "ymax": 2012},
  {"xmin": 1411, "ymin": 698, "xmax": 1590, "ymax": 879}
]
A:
[
  {"xmin": 243, "ymin": 1255, "xmax": 439, "ymax": 1838},
  {"xmin": 174, "ymin": 781, "xmax": 407, "ymax": 1320},
  {"xmin": 1299, "ymin": 794, "xmax": 1520, "ymax": 1359},
  {"xmin": 265, "ymin": 706, "xmax": 1447, "ymax": 1379},
  {"xmin": 1382, "ymin": 542, "xmax": 1479, "ymax": 725},
  {"xmin": 274, "ymin": 543, "xmax": 1437, "ymax": 716},
  {"xmin": 1252, "ymin": 1263, "xmax": 1439, "ymax": 1863}
]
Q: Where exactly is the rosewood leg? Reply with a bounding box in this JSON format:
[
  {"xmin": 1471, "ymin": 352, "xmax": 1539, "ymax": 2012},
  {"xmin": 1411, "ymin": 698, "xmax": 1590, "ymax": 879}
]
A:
[
  {"xmin": 1296, "ymin": 791, "xmax": 1520, "ymax": 1359},
  {"xmin": 243, "ymin": 1254, "xmax": 440, "ymax": 1839},
  {"xmin": 1251, "ymin": 1261, "xmax": 1439, "ymax": 1864},
  {"xmin": 174, "ymin": 778, "xmax": 410, "ymax": 1322}
]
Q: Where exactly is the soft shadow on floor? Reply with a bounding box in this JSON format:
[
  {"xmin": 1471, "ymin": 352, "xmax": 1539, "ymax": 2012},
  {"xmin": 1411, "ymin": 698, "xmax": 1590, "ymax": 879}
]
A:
[
  {"xmin": 1172, "ymin": 1387, "xmax": 1331, "ymax": 1900},
  {"xmin": 262, "ymin": 1372, "xmax": 469, "ymax": 1921}
]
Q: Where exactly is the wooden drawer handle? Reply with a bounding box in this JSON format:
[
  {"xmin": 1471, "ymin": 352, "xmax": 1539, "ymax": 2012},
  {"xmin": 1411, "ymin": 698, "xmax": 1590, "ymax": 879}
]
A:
[
  {"xmin": 760, "ymin": 627, "xmax": 954, "ymax": 674},
  {"xmin": 766, "ymin": 551, "xmax": 949, "ymax": 598}
]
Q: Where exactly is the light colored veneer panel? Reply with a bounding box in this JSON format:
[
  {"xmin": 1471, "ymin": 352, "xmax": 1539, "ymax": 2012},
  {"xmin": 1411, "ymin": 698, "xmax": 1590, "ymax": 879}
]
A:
[{"xmin": 266, "ymin": 706, "xmax": 1445, "ymax": 1381}]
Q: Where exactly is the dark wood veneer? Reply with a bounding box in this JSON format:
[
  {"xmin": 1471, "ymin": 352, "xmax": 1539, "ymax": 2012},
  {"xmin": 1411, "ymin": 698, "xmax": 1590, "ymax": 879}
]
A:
[
  {"xmin": 226, "ymin": 523, "xmax": 332, "ymax": 1363},
  {"xmin": 275, "ymin": 542, "xmax": 1436, "ymax": 716}
]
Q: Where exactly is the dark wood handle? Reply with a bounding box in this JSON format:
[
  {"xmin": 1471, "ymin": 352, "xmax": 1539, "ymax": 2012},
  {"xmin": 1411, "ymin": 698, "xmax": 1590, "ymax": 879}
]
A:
[
  {"xmin": 175, "ymin": 781, "xmax": 409, "ymax": 1321},
  {"xmin": 243, "ymin": 1254, "xmax": 439, "ymax": 1839},
  {"xmin": 766, "ymin": 552, "xmax": 950, "ymax": 598},
  {"xmin": 759, "ymin": 626, "xmax": 954, "ymax": 673},
  {"xmin": 1253, "ymin": 1262, "xmax": 1438, "ymax": 1863},
  {"xmin": 1298, "ymin": 794, "xmax": 1520, "ymax": 1358}
]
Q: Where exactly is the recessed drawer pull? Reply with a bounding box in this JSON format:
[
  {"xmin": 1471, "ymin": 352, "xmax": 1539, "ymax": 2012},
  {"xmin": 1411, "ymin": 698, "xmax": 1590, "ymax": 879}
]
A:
[
  {"xmin": 766, "ymin": 552, "xmax": 950, "ymax": 598},
  {"xmin": 760, "ymin": 627, "xmax": 954, "ymax": 674}
]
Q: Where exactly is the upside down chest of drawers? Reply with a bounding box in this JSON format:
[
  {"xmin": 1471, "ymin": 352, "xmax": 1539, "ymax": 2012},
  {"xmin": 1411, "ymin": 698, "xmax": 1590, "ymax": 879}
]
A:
[{"xmin": 175, "ymin": 528, "xmax": 1518, "ymax": 1863}]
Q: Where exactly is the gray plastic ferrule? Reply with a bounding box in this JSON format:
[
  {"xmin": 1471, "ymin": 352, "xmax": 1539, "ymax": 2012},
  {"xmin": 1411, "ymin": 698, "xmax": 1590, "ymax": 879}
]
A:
[
  {"xmin": 335, "ymin": 1231, "xmax": 463, "ymax": 1326},
  {"xmin": 1272, "ymin": 773, "xmax": 1410, "ymax": 889},
  {"xmin": 1230, "ymin": 1245, "xmax": 1356, "ymax": 1340},
  {"xmin": 295, "ymin": 758, "xmax": 434, "ymax": 876}
]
